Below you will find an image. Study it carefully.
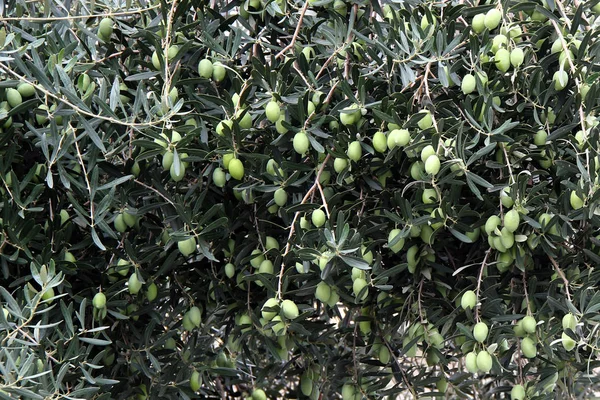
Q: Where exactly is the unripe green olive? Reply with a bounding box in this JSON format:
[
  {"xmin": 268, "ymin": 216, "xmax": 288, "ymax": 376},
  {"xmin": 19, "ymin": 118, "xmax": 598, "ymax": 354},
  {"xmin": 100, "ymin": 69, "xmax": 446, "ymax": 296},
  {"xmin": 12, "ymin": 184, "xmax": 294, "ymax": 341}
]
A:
[
  {"xmin": 6, "ymin": 88, "xmax": 22, "ymax": 108},
  {"xmin": 484, "ymin": 215, "xmax": 501, "ymax": 235},
  {"xmin": 570, "ymin": 191, "xmax": 584, "ymax": 209},
  {"xmin": 461, "ymin": 290, "xmax": 477, "ymax": 309},
  {"xmin": 281, "ymin": 299, "xmax": 299, "ymax": 319},
  {"xmin": 178, "ymin": 236, "xmax": 196, "ymax": 257},
  {"xmin": 190, "ymin": 370, "xmax": 202, "ymax": 392},
  {"xmin": 472, "ymin": 13, "xmax": 485, "ymax": 33},
  {"xmin": 311, "ymin": 209, "xmax": 326, "ymax": 227},
  {"xmin": 425, "ymin": 154, "xmax": 441, "ymax": 175},
  {"xmin": 561, "ymin": 332, "xmax": 576, "ymax": 351},
  {"xmin": 315, "ymin": 281, "xmax": 332, "ymax": 303},
  {"xmin": 510, "ymin": 48, "xmax": 524, "ymax": 68},
  {"xmin": 274, "ymin": 188, "xmax": 288, "ymax": 207},
  {"xmin": 198, "ymin": 59, "xmax": 213, "ymax": 78},
  {"xmin": 114, "ymin": 213, "xmax": 127, "ymax": 233},
  {"xmin": 212, "ymin": 62, "xmax": 226, "ymax": 82},
  {"xmin": 562, "ymin": 313, "xmax": 577, "ymax": 331},
  {"xmin": 495, "ymin": 48, "xmax": 511, "ymax": 72},
  {"xmin": 17, "ymin": 82, "xmax": 35, "ymax": 97},
  {"xmin": 553, "ymin": 70, "xmax": 568, "ymax": 90},
  {"xmin": 265, "ymin": 100, "xmax": 281, "ymax": 123},
  {"xmin": 521, "ymin": 337, "xmax": 537, "ymax": 358},
  {"xmin": 417, "ymin": 110, "xmax": 433, "ymax": 130},
  {"xmin": 465, "ymin": 351, "xmax": 478, "ymax": 373},
  {"xmin": 352, "ymin": 277, "xmax": 368, "ymax": 302},
  {"xmin": 484, "ymin": 9, "xmax": 502, "ymax": 30},
  {"xmin": 98, "ymin": 17, "xmax": 114, "ymax": 39},
  {"xmin": 146, "ymin": 282, "xmax": 158, "ymax": 301},
  {"xmin": 372, "ymin": 131, "xmax": 387, "ymax": 153},
  {"xmin": 93, "ymin": 292, "xmax": 106, "ymax": 309},
  {"xmin": 461, "ymin": 74, "xmax": 476, "ymax": 94},
  {"xmin": 213, "ymin": 167, "xmax": 226, "ymax": 187},
  {"xmin": 293, "ymin": 131, "xmax": 310, "ymax": 154},
  {"xmin": 511, "ymin": 384, "xmax": 525, "ymax": 400},
  {"xmin": 476, "ymin": 350, "xmax": 492, "ymax": 372},
  {"xmin": 388, "ymin": 228, "xmax": 405, "ymax": 253},
  {"xmin": 473, "ymin": 321, "xmax": 489, "ymax": 343},
  {"xmin": 228, "ymin": 158, "xmax": 245, "ymax": 180},
  {"xmin": 521, "ymin": 316, "xmax": 536, "ymax": 333},
  {"xmin": 128, "ymin": 273, "xmax": 142, "ymax": 294},
  {"xmin": 347, "ymin": 141, "xmax": 362, "ymax": 162}
]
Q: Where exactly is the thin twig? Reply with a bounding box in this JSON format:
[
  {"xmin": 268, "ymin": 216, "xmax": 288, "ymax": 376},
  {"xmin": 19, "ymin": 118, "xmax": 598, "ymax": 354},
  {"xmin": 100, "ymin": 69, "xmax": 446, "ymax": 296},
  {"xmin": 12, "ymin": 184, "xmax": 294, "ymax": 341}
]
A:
[
  {"xmin": 549, "ymin": 256, "xmax": 572, "ymax": 302},
  {"xmin": 276, "ymin": 154, "xmax": 331, "ymax": 299},
  {"xmin": 275, "ymin": 1, "xmax": 310, "ymax": 59}
]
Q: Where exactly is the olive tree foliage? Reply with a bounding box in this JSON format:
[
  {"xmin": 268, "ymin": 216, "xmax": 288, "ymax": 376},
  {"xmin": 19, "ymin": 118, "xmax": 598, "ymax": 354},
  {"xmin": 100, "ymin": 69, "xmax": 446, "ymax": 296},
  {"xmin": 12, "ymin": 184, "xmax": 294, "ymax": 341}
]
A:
[{"xmin": 1, "ymin": 0, "xmax": 600, "ymax": 398}]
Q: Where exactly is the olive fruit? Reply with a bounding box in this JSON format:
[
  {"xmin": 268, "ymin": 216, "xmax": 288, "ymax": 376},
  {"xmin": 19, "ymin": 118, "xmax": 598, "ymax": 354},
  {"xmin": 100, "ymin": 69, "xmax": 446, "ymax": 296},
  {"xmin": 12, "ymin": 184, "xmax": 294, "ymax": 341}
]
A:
[
  {"xmin": 17, "ymin": 82, "xmax": 35, "ymax": 97},
  {"xmin": 352, "ymin": 277, "xmax": 368, "ymax": 301},
  {"xmin": 212, "ymin": 62, "xmax": 226, "ymax": 82},
  {"xmin": 484, "ymin": 9, "xmax": 502, "ymax": 30},
  {"xmin": 476, "ymin": 350, "xmax": 492, "ymax": 372},
  {"xmin": 417, "ymin": 109, "xmax": 433, "ymax": 130},
  {"xmin": 98, "ymin": 17, "xmax": 113, "ymax": 40},
  {"xmin": 190, "ymin": 370, "xmax": 202, "ymax": 392},
  {"xmin": 228, "ymin": 158, "xmax": 245, "ymax": 180},
  {"xmin": 553, "ymin": 70, "xmax": 568, "ymax": 90},
  {"xmin": 465, "ymin": 351, "xmax": 478, "ymax": 373},
  {"xmin": 484, "ymin": 215, "xmax": 501, "ymax": 235},
  {"xmin": 424, "ymin": 154, "xmax": 441, "ymax": 175},
  {"xmin": 6, "ymin": 88, "xmax": 22, "ymax": 108},
  {"xmin": 293, "ymin": 131, "xmax": 310, "ymax": 154},
  {"xmin": 473, "ymin": 322, "xmax": 489, "ymax": 343},
  {"xmin": 93, "ymin": 292, "xmax": 106, "ymax": 309},
  {"xmin": 213, "ymin": 167, "xmax": 226, "ymax": 187},
  {"xmin": 521, "ymin": 315, "xmax": 536, "ymax": 333},
  {"xmin": 570, "ymin": 191, "xmax": 584, "ymax": 209},
  {"xmin": 472, "ymin": 13, "xmax": 485, "ymax": 33},
  {"xmin": 273, "ymin": 188, "xmax": 288, "ymax": 207},
  {"xmin": 300, "ymin": 372, "xmax": 313, "ymax": 396},
  {"xmin": 372, "ymin": 131, "xmax": 387, "ymax": 153},
  {"xmin": 422, "ymin": 188, "xmax": 438, "ymax": 204},
  {"xmin": 461, "ymin": 290, "xmax": 477, "ymax": 309},
  {"xmin": 312, "ymin": 209, "xmax": 326, "ymax": 227},
  {"xmin": 198, "ymin": 59, "xmax": 213, "ymax": 78},
  {"xmin": 533, "ymin": 130, "xmax": 547, "ymax": 146},
  {"xmin": 347, "ymin": 141, "xmax": 362, "ymax": 162},
  {"xmin": 315, "ymin": 281, "xmax": 332, "ymax": 303},
  {"xmin": 128, "ymin": 273, "xmax": 143, "ymax": 294},
  {"xmin": 388, "ymin": 228, "xmax": 405, "ymax": 253},
  {"xmin": 339, "ymin": 104, "xmax": 361, "ymax": 126},
  {"xmin": 224, "ymin": 263, "xmax": 235, "ymax": 278},
  {"xmin": 521, "ymin": 337, "xmax": 537, "ymax": 358},
  {"xmin": 495, "ymin": 48, "xmax": 511, "ymax": 72},
  {"xmin": 216, "ymin": 120, "xmax": 233, "ymax": 136},
  {"xmin": 251, "ymin": 389, "xmax": 267, "ymax": 400},
  {"xmin": 461, "ymin": 74, "xmax": 476, "ymax": 94},
  {"xmin": 178, "ymin": 236, "xmax": 197, "ymax": 257},
  {"xmin": 188, "ymin": 306, "xmax": 202, "ymax": 327},
  {"xmin": 511, "ymin": 384, "xmax": 525, "ymax": 400},
  {"xmin": 562, "ymin": 313, "xmax": 577, "ymax": 331},
  {"xmin": 561, "ymin": 332, "xmax": 576, "ymax": 351},
  {"xmin": 265, "ymin": 100, "xmax": 281, "ymax": 122},
  {"xmin": 114, "ymin": 213, "xmax": 127, "ymax": 233},
  {"xmin": 169, "ymin": 160, "xmax": 185, "ymax": 182},
  {"xmin": 387, "ymin": 129, "xmax": 410, "ymax": 149},
  {"xmin": 146, "ymin": 282, "xmax": 158, "ymax": 302},
  {"xmin": 504, "ymin": 209, "xmax": 520, "ymax": 232},
  {"xmin": 281, "ymin": 299, "xmax": 299, "ymax": 319},
  {"xmin": 510, "ymin": 48, "xmax": 524, "ymax": 68}
]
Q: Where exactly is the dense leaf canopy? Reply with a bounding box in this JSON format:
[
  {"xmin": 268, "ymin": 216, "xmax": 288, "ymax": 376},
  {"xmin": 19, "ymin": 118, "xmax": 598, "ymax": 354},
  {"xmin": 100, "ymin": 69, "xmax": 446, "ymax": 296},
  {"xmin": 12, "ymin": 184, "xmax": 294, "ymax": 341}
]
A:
[{"xmin": 1, "ymin": 0, "xmax": 600, "ymax": 399}]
